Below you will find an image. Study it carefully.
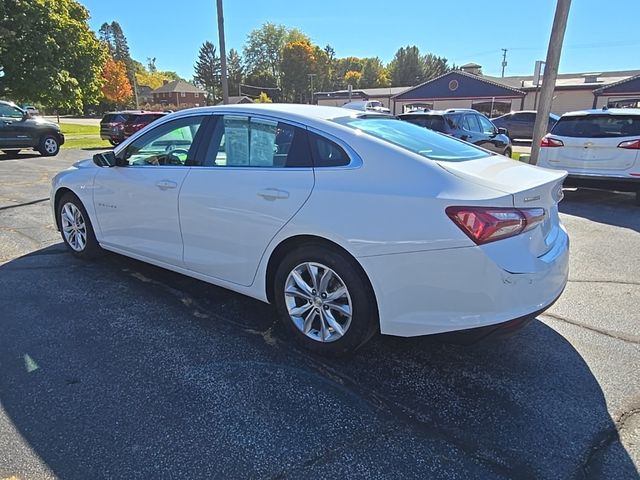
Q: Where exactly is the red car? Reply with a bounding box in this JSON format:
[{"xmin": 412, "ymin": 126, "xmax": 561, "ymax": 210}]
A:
[
  {"xmin": 122, "ymin": 112, "xmax": 167, "ymax": 140},
  {"xmin": 100, "ymin": 111, "xmax": 140, "ymax": 146}
]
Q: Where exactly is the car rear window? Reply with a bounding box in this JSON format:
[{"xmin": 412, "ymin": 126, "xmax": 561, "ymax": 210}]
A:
[
  {"xmin": 400, "ymin": 115, "xmax": 447, "ymax": 133},
  {"xmin": 551, "ymin": 114, "xmax": 640, "ymax": 138},
  {"xmin": 334, "ymin": 116, "xmax": 488, "ymax": 162},
  {"xmin": 102, "ymin": 113, "xmax": 125, "ymax": 123}
]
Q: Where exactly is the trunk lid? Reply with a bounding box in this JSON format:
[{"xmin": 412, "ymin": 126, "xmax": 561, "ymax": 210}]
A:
[
  {"xmin": 545, "ymin": 135, "xmax": 638, "ymax": 171},
  {"xmin": 437, "ymin": 155, "xmax": 566, "ymax": 258}
]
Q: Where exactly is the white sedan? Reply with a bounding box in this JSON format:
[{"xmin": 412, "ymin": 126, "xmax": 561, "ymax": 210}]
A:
[{"xmin": 51, "ymin": 104, "xmax": 569, "ymax": 355}]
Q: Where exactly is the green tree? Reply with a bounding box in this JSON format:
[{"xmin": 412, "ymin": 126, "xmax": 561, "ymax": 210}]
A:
[
  {"xmin": 344, "ymin": 70, "xmax": 362, "ymax": 88},
  {"xmin": 388, "ymin": 46, "xmax": 425, "ymax": 86},
  {"xmin": 193, "ymin": 41, "xmax": 221, "ymax": 104},
  {"xmin": 360, "ymin": 57, "xmax": 389, "ymax": 88},
  {"xmin": 281, "ymin": 41, "xmax": 316, "ymax": 102},
  {"xmin": 0, "ymin": 0, "xmax": 107, "ymax": 112},
  {"xmin": 99, "ymin": 21, "xmax": 135, "ymax": 83},
  {"xmin": 423, "ymin": 53, "xmax": 450, "ymax": 80},
  {"xmin": 243, "ymin": 23, "xmax": 288, "ymax": 85},
  {"xmin": 227, "ymin": 48, "xmax": 244, "ymax": 97},
  {"xmin": 334, "ymin": 57, "xmax": 365, "ymax": 88}
]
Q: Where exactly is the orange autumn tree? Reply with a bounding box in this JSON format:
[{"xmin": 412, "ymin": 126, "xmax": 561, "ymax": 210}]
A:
[{"xmin": 101, "ymin": 57, "xmax": 133, "ymax": 107}]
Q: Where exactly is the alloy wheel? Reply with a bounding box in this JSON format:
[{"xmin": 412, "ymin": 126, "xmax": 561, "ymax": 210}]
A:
[
  {"xmin": 284, "ymin": 262, "xmax": 353, "ymax": 343},
  {"xmin": 61, "ymin": 202, "xmax": 87, "ymax": 252},
  {"xmin": 44, "ymin": 138, "xmax": 58, "ymax": 154}
]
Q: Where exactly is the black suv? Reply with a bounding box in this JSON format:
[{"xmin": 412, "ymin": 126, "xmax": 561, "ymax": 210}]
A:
[
  {"xmin": 491, "ymin": 110, "xmax": 560, "ymax": 141},
  {"xmin": 0, "ymin": 100, "xmax": 64, "ymax": 157},
  {"xmin": 399, "ymin": 109, "xmax": 512, "ymax": 157}
]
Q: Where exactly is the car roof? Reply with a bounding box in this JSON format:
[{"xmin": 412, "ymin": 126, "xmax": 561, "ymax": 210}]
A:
[
  {"xmin": 0, "ymin": 100, "xmax": 18, "ymax": 107},
  {"xmin": 561, "ymin": 108, "xmax": 640, "ymax": 117}
]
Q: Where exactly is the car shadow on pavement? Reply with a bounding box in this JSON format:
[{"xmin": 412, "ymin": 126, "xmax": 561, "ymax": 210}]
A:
[
  {"xmin": 0, "ymin": 152, "xmax": 42, "ymax": 161},
  {"xmin": 560, "ymin": 188, "xmax": 640, "ymax": 232},
  {"xmin": 0, "ymin": 245, "xmax": 637, "ymax": 479}
]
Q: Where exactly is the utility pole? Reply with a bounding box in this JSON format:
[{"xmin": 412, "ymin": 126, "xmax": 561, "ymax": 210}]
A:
[
  {"xmin": 501, "ymin": 48, "xmax": 508, "ymax": 78},
  {"xmin": 530, "ymin": 0, "xmax": 571, "ymax": 165},
  {"xmin": 216, "ymin": 0, "xmax": 229, "ymax": 104},
  {"xmin": 308, "ymin": 73, "xmax": 316, "ymax": 104}
]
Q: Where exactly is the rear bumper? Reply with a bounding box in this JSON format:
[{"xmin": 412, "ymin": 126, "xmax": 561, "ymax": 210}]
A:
[
  {"xmin": 564, "ymin": 174, "xmax": 640, "ymax": 193},
  {"xmin": 359, "ymin": 226, "xmax": 569, "ymax": 337}
]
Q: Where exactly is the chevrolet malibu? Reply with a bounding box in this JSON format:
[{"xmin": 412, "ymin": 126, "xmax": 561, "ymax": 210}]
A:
[{"xmin": 51, "ymin": 104, "xmax": 569, "ymax": 355}]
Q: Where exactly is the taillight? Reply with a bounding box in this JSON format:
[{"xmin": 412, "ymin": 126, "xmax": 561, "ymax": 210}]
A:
[
  {"xmin": 446, "ymin": 207, "xmax": 546, "ymax": 245},
  {"xmin": 541, "ymin": 136, "xmax": 564, "ymax": 147},
  {"xmin": 618, "ymin": 139, "xmax": 640, "ymax": 150}
]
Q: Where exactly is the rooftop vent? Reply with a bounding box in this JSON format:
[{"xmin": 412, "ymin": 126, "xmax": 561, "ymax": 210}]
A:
[{"xmin": 583, "ymin": 73, "xmax": 601, "ymax": 84}]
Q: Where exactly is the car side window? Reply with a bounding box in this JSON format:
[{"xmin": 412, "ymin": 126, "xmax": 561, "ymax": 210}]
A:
[
  {"xmin": 477, "ymin": 115, "xmax": 497, "ymax": 135},
  {"xmin": 204, "ymin": 115, "xmax": 312, "ymax": 168},
  {"xmin": 308, "ymin": 132, "xmax": 351, "ymax": 167},
  {"xmin": 462, "ymin": 114, "xmax": 482, "ymax": 133},
  {"xmin": 0, "ymin": 104, "xmax": 24, "ymax": 119},
  {"xmin": 515, "ymin": 112, "xmax": 535, "ymax": 123},
  {"xmin": 119, "ymin": 116, "xmax": 204, "ymax": 167}
]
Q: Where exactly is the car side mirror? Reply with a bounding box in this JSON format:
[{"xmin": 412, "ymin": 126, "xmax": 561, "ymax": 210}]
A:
[
  {"xmin": 93, "ymin": 151, "xmax": 117, "ymax": 167},
  {"xmin": 22, "ymin": 111, "xmax": 31, "ymax": 120},
  {"xmin": 498, "ymin": 127, "xmax": 508, "ymax": 136}
]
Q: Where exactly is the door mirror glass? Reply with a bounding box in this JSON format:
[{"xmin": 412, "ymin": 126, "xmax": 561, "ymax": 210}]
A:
[
  {"xmin": 93, "ymin": 151, "xmax": 117, "ymax": 167},
  {"xmin": 498, "ymin": 127, "xmax": 508, "ymax": 136}
]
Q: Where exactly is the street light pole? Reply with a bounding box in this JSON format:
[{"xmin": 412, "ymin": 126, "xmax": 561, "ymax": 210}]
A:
[
  {"xmin": 216, "ymin": 0, "xmax": 229, "ymax": 104},
  {"xmin": 530, "ymin": 0, "xmax": 572, "ymax": 165}
]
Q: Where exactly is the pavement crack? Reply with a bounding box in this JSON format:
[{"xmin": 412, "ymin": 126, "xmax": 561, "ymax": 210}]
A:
[
  {"xmin": 541, "ymin": 312, "xmax": 640, "ymax": 344},
  {"xmin": 576, "ymin": 403, "xmax": 640, "ymax": 480},
  {"xmin": 568, "ymin": 278, "xmax": 640, "ymax": 287},
  {"xmin": 0, "ymin": 198, "xmax": 49, "ymax": 211}
]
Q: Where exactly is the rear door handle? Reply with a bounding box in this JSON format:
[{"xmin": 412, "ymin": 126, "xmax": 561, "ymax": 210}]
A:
[
  {"xmin": 156, "ymin": 180, "xmax": 177, "ymax": 190},
  {"xmin": 257, "ymin": 188, "xmax": 289, "ymax": 201}
]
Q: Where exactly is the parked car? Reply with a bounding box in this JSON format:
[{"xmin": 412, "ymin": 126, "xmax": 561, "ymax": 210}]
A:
[
  {"xmin": 22, "ymin": 105, "xmax": 40, "ymax": 116},
  {"xmin": 0, "ymin": 100, "xmax": 64, "ymax": 157},
  {"xmin": 51, "ymin": 104, "xmax": 568, "ymax": 355},
  {"xmin": 342, "ymin": 100, "xmax": 391, "ymax": 114},
  {"xmin": 100, "ymin": 111, "xmax": 140, "ymax": 146},
  {"xmin": 399, "ymin": 109, "xmax": 513, "ymax": 157},
  {"xmin": 538, "ymin": 108, "xmax": 640, "ymax": 204},
  {"xmin": 122, "ymin": 112, "xmax": 167, "ymax": 139},
  {"xmin": 491, "ymin": 110, "xmax": 560, "ymax": 141}
]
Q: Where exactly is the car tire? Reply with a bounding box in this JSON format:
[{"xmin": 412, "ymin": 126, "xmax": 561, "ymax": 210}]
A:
[
  {"xmin": 273, "ymin": 244, "xmax": 378, "ymax": 356},
  {"xmin": 2, "ymin": 150, "xmax": 20, "ymax": 158},
  {"xmin": 504, "ymin": 147, "xmax": 512, "ymax": 158},
  {"xmin": 109, "ymin": 139, "xmax": 120, "ymax": 146},
  {"xmin": 38, "ymin": 135, "xmax": 60, "ymax": 156},
  {"xmin": 57, "ymin": 192, "xmax": 102, "ymax": 259}
]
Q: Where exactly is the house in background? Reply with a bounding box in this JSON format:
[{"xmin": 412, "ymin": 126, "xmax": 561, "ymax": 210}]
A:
[
  {"xmin": 136, "ymin": 85, "xmax": 154, "ymax": 105},
  {"xmin": 216, "ymin": 96, "xmax": 254, "ymax": 105},
  {"xmin": 152, "ymin": 80, "xmax": 207, "ymax": 107}
]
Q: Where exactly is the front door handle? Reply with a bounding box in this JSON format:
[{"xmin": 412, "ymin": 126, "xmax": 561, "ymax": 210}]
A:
[
  {"xmin": 156, "ymin": 180, "xmax": 177, "ymax": 190},
  {"xmin": 257, "ymin": 188, "xmax": 289, "ymax": 201}
]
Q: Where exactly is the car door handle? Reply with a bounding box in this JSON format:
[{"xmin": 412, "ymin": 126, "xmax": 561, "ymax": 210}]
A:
[
  {"xmin": 257, "ymin": 188, "xmax": 289, "ymax": 201},
  {"xmin": 156, "ymin": 180, "xmax": 178, "ymax": 190}
]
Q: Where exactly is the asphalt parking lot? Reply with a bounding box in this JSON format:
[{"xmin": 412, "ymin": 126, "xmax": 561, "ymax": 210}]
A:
[{"xmin": 0, "ymin": 150, "xmax": 638, "ymax": 479}]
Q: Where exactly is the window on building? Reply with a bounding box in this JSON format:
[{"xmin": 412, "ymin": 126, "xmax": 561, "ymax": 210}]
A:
[
  {"xmin": 471, "ymin": 100, "xmax": 512, "ymax": 118},
  {"xmin": 181, "ymin": 92, "xmax": 186, "ymax": 97},
  {"xmin": 194, "ymin": 92, "xmax": 199, "ymax": 98}
]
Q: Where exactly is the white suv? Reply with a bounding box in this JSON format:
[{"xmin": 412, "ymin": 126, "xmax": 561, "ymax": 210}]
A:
[{"xmin": 538, "ymin": 108, "xmax": 640, "ymax": 204}]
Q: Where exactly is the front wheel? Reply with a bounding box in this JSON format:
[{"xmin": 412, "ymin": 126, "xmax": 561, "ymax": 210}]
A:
[
  {"xmin": 58, "ymin": 192, "xmax": 102, "ymax": 259},
  {"xmin": 39, "ymin": 135, "xmax": 60, "ymax": 156},
  {"xmin": 504, "ymin": 147, "xmax": 513, "ymax": 158},
  {"xmin": 273, "ymin": 245, "xmax": 378, "ymax": 356}
]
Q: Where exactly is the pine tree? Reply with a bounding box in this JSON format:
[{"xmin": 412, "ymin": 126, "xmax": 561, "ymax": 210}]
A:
[
  {"xmin": 227, "ymin": 48, "xmax": 243, "ymax": 97},
  {"xmin": 193, "ymin": 41, "xmax": 221, "ymax": 104}
]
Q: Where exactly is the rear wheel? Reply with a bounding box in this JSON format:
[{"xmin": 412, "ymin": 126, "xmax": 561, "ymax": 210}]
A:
[
  {"xmin": 38, "ymin": 135, "xmax": 60, "ymax": 156},
  {"xmin": 273, "ymin": 244, "xmax": 378, "ymax": 356},
  {"xmin": 57, "ymin": 192, "xmax": 102, "ymax": 259}
]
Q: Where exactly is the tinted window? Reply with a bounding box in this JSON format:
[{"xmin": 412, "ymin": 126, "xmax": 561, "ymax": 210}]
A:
[
  {"xmin": 102, "ymin": 113, "xmax": 127, "ymax": 124},
  {"xmin": 0, "ymin": 104, "xmax": 24, "ymax": 119},
  {"xmin": 334, "ymin": 116, "xmax": 488, "ymax": 162},
  {"xmin": 308, "ymin": 132, "xmax": 350, "ymax": 167},
  {"xmin": 120, "ymin": 116, "xmax": 204, "ymax": 166},
  {"xmin": 400, "ymin": 115, "xmax": 446, "ymax": 133},
  {"xmin": 551, "ymin": 115, "xmax": 640, "ymax": 138},
  {"xmin": 477, "ymin": 115, "xmax": 496, "ymax": 135},
  {"xmin": 514, "ymin": 112, "xmax": 536, "ymax": 123},
  {"xmin": 205, "ymin": 115, "xmax": 312, "ymax": 168},
  {"xmin": 462, "ymin": 114, "xmax": 482, "ymax": 133}
]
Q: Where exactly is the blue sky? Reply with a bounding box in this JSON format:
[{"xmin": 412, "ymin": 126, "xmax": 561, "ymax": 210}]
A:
[{"xmin": 79, "ymin": 0, "xmax": 640, "ymax": 80}]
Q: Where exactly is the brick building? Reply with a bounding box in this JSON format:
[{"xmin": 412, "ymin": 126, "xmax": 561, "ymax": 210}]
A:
[{"xmin": 152, "ymin": 80, "xmax": 207, "ymax": 107}]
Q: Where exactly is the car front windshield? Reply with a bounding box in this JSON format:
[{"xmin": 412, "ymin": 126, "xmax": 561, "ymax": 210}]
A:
[{"xmin": 334, "ymin": 116, "xmax": 489, "ymax": 162}]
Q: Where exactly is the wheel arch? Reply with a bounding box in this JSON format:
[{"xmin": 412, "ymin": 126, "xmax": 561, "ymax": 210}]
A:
[
  {"xmin": 53, "ymin": 187, "xmax": 75, "ymax": 231},
  {"xmin": 264, "ymin": 234, "xmax": 378, "ymax": 314}
]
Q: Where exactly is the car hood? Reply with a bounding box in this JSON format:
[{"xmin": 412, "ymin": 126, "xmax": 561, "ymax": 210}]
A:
[
  {"xmin": 72, "ymin": 159, "xmax": 97, "ymax": 169},
  {"xmin": 436, "ymin": 155, "xmax": 567, "ymax": 207}
]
